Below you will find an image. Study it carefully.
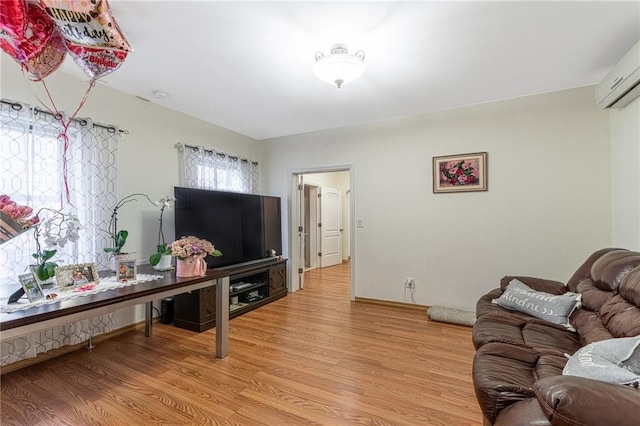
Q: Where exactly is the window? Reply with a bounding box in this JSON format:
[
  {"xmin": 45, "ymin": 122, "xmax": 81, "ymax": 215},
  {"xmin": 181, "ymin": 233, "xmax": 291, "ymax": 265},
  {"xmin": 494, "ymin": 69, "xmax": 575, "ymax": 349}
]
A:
[
  {"xmin": 179, "ymin": 144, "xmax": 260, "ymax": 194},
  {"xmin": 0, "ymin": 100, "xmax": 119, "ymax": 282}
]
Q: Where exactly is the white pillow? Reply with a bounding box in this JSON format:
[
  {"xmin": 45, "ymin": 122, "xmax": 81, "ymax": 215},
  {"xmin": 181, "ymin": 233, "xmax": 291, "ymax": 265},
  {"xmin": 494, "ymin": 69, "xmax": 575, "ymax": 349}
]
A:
[
  {"xmin": 492, "ymin": 279, "xmax": 581, "ymax": 330},
  {"xmin": 563, "ymin": 336, "xmax": 640, "ymax": 386}
]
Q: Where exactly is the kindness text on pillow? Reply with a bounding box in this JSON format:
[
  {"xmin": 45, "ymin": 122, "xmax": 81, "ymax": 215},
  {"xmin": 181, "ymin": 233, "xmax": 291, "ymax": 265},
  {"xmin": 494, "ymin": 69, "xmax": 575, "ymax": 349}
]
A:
[{"xmin": 500, "ymin": 287, "xmax": 560, "ymax": 315}]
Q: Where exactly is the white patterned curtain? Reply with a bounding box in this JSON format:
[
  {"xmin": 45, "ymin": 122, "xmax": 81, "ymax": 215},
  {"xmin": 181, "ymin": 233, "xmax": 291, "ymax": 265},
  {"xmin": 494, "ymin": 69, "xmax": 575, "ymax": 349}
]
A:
[
  {"xmin": 177, "ymin": 143, "xmax": 260, "ymax": 194},
  {"xmin": 0, "ymin": 99, "xmax": 118, "ymax": 278},
  {"xmin": 0, "ymin": 99, "xmax": 119, "ymax": 366}
]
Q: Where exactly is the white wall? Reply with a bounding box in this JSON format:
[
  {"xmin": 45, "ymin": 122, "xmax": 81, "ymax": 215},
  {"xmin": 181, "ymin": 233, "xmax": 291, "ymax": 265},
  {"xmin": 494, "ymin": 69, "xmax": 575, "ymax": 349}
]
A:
[
  {"xmin": 1, "ymin": 56, "xmax": 261, "ymax": 260},
  {"xmin": 610, "ymin": 96, "xmax": 640, "ymax": 250},
  {"xmin": 2, "ymin": 56, "xmax": 261, "ymax": 323},
  {"xmin": 262, "ymin": 86, "xmax": 612, "ymax": 310}
]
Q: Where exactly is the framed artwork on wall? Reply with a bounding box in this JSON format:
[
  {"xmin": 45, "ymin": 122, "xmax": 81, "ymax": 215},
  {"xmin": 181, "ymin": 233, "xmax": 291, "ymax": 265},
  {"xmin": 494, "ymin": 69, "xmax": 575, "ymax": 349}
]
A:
[{"xmin": 433, "ymin": 152, "xmax": 488, "ymax": 193}]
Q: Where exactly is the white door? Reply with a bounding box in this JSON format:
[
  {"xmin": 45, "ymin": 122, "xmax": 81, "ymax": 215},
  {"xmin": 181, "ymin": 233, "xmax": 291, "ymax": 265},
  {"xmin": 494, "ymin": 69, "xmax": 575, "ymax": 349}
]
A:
[{"xmin": 320, "ymin": 186, "xmax": 343, "ymax": 268}]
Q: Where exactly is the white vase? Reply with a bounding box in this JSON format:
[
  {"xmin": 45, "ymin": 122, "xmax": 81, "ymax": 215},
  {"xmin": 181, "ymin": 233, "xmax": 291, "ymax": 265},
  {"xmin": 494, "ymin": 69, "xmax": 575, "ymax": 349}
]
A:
[{"xmin": 153, "ymin": 254, "xmax": 173, "ymax": 271}]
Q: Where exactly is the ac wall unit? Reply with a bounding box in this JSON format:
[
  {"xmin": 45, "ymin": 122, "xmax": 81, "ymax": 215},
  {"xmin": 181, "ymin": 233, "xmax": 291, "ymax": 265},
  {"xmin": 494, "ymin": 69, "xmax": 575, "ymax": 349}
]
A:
[{"xmin": 595, "ymin": 40, "xmax": 640, "ymax": 109}]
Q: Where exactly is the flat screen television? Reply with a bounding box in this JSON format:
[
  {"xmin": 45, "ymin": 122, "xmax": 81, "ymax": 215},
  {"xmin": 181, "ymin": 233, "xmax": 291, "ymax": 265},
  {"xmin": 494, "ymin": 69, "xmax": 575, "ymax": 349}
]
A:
[{"xmin": 174, "ymin": 187, "xmax": 282, "ymax": 269}]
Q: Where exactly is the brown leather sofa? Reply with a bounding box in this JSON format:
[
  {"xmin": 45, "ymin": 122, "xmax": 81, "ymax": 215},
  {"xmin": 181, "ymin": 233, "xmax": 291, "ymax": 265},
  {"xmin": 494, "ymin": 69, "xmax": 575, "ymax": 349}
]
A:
[{"xmin": 472, "ymin": 248, "xmax": 640, "ymax": 426}]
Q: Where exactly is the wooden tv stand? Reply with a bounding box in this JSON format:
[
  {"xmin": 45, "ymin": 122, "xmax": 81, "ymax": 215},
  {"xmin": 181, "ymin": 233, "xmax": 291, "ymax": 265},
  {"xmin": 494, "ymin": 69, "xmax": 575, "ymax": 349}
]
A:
[{"xmin": 173, "ymin": 258, "xmax": 287, "ymax": 332}]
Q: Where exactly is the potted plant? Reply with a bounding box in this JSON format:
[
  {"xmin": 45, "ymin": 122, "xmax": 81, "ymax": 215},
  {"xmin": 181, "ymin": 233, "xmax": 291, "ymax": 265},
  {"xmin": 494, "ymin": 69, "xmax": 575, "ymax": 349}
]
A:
[
  {"xmin": 148, "ymin": 195, "xmax": 175, "ymax": 271},
  {"xmin": 31, "ymin": 209, "xmax": 81, "ymax": 282},
  {"xmin": 170, "ymin": 236, "xmax": 222, "ymax": 277},
  {"xmin": 104, "ymin": 193, "xmax": 155, "ymax": 269}
]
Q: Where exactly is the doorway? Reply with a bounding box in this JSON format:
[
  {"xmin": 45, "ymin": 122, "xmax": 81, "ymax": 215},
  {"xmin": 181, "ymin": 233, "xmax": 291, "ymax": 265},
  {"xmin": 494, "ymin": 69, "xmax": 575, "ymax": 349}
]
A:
[
  {"xmin": 289, "ymin": 165, "xmax": 355, "ymax": 301},
  {"xmin": 303, "ymin": 181, "xmax": 348, "ymax": 270}
]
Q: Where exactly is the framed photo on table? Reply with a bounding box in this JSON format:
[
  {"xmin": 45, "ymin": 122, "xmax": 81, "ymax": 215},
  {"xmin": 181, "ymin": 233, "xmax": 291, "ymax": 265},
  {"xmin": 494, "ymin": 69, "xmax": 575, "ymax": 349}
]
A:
[
  {"xmin": 117, "ymin": 259, "xmax": 136, "ymax": 283},
  {"xmin": 433, "ymin": 152, "xmax": 488, "ymax": 193},
  {"xmin": 18, "ymin": 273, "xmax": 44, "ymax": 302},
  {"xmin": 55, "ymin": 263, "xmax": 99, "ymax": 291}
]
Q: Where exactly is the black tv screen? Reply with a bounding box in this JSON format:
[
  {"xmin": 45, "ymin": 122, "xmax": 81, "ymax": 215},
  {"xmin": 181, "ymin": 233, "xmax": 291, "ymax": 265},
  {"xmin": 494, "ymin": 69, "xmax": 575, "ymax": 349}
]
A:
[{"xmin": 174, "ymin": 187, "xmax": 282, "ymax": 268}]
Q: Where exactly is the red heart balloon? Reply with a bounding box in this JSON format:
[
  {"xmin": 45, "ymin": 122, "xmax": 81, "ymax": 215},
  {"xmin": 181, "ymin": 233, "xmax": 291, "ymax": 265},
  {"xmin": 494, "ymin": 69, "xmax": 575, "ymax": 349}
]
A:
[
  {"xmin": 25, "ymin": 29, "xmax": 66, "ymax": 81},
  {"xmin": 1, "ymin": 2, "xmax": 55, "ymax": 63},
  {"xmin": 0, "ymin": 0, "xmax": 28, "ymax": 39}
]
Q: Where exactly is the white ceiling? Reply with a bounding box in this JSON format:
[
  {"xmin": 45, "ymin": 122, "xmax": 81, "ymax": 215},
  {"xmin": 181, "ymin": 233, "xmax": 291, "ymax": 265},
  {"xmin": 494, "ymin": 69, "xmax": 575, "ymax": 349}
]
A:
[{"xmin": 59, "ymin": 1, "xmax": 640, "ymax": 140}]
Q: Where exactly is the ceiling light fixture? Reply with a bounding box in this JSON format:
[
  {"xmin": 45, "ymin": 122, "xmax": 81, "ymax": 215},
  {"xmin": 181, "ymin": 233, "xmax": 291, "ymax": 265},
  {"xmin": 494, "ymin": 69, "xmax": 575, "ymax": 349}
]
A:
[{"xmin": 314, "ymin": 44, "xmax": 366, "ymax": 89}]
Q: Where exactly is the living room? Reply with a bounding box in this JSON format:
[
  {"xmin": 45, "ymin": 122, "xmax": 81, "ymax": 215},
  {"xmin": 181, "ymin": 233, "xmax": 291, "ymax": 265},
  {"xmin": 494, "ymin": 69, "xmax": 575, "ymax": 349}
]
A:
[{"xmin": 1, "ymin": 1, "xmax": 639, "ymax": 424}]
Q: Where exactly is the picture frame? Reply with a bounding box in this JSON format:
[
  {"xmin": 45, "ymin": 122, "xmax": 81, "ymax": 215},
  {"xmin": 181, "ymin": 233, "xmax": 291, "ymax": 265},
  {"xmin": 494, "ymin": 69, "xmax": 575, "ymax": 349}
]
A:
[
  {"xmin": 433, "ymin": 152, "xmax": 488, "ymax": 193},
  {"xmin": 116, "ymin": 259, "xmax": 137, "ymax": 283},
  {"xmin": 55, "ymin": 263, "xmax": 99, "ymax": 291},
  {"xmin": 19, "ymin": 273, "xmax": 45, "ymax": 303}
]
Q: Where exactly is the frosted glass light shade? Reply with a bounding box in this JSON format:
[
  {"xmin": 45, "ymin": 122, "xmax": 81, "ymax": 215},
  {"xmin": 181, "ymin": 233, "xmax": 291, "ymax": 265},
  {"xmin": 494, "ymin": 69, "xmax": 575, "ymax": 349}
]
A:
[{"xmin": 314, "ymin": 44, "xmax": 366, "ymax": 88}]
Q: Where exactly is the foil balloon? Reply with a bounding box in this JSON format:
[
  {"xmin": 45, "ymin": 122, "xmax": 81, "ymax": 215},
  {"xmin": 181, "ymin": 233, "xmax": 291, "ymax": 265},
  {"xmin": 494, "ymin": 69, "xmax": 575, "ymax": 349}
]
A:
[
  {"xmin": 1, "ymin": 2, "xmax": 55, "ymax": 62},
  {"xmin": 0, "ymin": 0, "xmax": 28, "ymax": 39},
  {"xmin": 0, "ymin": 2, "xmax": 65, "ymax": 80},
  {"xmin": 24, "ymin": 30, "xmax": 66, "ymax": 81},
  {"xmin": 66, "ymin": 43, "xmax": 127, "ymax": 80},
  {"xmin": 39, "ymin": 0, "xmax": 131, "ymax": 52}
]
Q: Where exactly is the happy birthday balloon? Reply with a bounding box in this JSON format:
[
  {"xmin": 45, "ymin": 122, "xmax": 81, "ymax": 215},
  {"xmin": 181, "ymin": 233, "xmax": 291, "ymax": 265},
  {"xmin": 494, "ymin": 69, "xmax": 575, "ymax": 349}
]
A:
[
  {"xmin": 66, "ymin": 42, "xmax": 127, "ymax": 80},
  {"xmin": 0, "ymin": 0, "xmax": 28, "ymax": 39},
  {"xmin": 39, "ymin": 0, "xmax": 131, "ymax": 52}
]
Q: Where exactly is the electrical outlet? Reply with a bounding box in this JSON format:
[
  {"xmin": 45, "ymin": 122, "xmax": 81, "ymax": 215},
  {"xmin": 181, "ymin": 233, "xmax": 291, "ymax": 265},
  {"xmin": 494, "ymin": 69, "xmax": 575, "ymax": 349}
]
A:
[{"xmin": 405, "ymin": 277, "xmax": 415, "ymax": 289}]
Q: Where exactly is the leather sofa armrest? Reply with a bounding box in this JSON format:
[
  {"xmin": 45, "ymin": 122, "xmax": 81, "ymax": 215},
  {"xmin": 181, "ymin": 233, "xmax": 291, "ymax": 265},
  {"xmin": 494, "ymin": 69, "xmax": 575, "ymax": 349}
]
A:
[
  {"xmin": 534, "ymin": 376, "xmax": 640, "ymax": 426},
  {"xmin": 500, "ymin": 276, "xmax": 567, "ymax": 295}
]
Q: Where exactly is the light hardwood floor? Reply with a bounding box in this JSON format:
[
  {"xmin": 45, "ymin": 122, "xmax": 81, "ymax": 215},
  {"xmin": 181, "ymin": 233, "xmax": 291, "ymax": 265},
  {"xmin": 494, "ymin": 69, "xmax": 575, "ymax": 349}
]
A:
[{"xmin": 1, "ymin": 262, "xmax": 482, "ymax": 425}]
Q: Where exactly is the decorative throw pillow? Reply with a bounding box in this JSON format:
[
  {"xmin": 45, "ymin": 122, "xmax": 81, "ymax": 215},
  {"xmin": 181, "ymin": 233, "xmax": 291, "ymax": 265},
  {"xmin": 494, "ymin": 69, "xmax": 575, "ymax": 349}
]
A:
[
  {"xmin": 563, "ymin": 336, "xmax": 640, "ymax": 386},
  {"xmin": 492, "ymin": 279, "xmax": 581, "ymax": 330}
]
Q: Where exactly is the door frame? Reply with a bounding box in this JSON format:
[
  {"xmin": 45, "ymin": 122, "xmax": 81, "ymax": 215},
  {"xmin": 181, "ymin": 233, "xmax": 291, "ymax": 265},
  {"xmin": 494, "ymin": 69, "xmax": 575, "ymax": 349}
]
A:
[
  {"xmin": 304, "ymin": 182, "xmax": 320, "ymax": 270},
  {"xmin": 288, "ymin": 164, "xmax": 356, "ymax": 301}
]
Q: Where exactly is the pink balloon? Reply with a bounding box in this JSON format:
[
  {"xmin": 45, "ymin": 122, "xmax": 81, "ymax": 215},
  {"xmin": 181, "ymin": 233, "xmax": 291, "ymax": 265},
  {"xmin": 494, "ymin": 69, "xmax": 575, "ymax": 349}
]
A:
[
  {"xmin": 39, "ymin": 0, "xmax": 131, "ymax": 52},
  {"xmin": 0, "ymin": 0, "xmax": 28, "ymax": 39},
  {"xmin": 66, "ymin": 42, "xmax": 127, "ymax": 80}
]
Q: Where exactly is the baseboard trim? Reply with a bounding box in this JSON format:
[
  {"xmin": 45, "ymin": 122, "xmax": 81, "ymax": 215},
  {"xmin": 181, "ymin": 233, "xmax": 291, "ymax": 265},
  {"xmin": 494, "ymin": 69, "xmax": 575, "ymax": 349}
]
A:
[
  {"xmin": 354, "ymin": 297, "xmax": 429, "ymax": 312},
  {"xmin": 1, "ymin": 322, "xmax": 144, "ymax": 375}
]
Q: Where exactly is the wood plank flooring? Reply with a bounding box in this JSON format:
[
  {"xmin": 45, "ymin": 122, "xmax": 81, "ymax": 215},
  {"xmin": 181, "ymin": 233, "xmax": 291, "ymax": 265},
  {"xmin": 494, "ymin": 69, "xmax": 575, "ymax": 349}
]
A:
[{"xmin": 1, "ymin": 262, "xmax": 482, "ymax": 425}]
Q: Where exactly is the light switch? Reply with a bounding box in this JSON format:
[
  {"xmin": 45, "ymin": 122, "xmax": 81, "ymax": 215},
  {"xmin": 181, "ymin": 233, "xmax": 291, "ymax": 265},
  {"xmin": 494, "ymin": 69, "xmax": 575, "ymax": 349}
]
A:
[{"xmin": 356, "ymin": 218, "xmax": 364, "ymax": 228}]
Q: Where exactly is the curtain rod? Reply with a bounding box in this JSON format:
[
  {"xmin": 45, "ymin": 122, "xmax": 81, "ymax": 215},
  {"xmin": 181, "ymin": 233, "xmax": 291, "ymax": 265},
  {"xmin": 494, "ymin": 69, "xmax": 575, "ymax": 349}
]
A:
[
  {"xmin": 174, "ymin": 142, "xmax": 259, "ymax": 165},
  {"xmin": 0, "ymin": 99, "xmax": 129, "ymax": 135}
]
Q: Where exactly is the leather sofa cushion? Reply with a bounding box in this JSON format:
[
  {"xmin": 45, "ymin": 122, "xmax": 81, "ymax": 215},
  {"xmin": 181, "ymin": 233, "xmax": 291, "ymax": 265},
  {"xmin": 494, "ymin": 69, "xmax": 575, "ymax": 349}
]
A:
[
  {"xmin": 619, "ymin": 266, "xmax": 640, "ymax": 307},
  {"xmin": 473, "ymin": 342, "xmax": 566, "ymax": 424},
  {"xmin": 566, "ymin": 248, "xmax": 624, "ymax": 292},
  {"xmin": 493, "ymin": 398, "xmax": 551, "ymax": 426},
  {"xmin": 600, "ymin": 295, "xmax": 640, "ymax": 337},
  {"xmin": 590, "ymin": 251, "xmax": 640, "ymax": 291},
  {"xmin": 575, "ymin": 278, "xmax": 614, "ymax": 312},
  {"xmin": 534, "ymin": 376, "xmax": 640, "ymax": 426},
  {"xmin": 570, "ymin": 309, "xmax": 614, "ymax": 346},
  {"xmin": 472, "ymin": 314, "xmax": 581, "ymax": 356}
]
